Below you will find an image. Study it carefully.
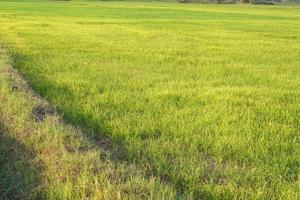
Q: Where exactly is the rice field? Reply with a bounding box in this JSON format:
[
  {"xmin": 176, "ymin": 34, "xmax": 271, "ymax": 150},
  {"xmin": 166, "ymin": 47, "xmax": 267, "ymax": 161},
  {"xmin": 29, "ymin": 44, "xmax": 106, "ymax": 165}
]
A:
[{"xmin": 0, "ymin": 1, "xmax": 299, "ymax": 199}]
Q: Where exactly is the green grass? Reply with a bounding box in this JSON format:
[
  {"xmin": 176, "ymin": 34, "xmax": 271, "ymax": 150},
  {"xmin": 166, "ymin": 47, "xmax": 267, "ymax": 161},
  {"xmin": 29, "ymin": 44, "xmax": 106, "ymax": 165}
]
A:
[
  {"xmin": 0, "ymin": 49, "xmax": 177, "ymax": 199},
  {"xmin": 0, "ymin": 1, "xmax": 299, "ymax": 199}
]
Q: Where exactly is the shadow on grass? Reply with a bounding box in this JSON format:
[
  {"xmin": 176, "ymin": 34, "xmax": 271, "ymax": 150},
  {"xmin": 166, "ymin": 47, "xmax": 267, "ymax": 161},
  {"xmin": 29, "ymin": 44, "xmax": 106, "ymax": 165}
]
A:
[
  {"xmin": 10, "ymin": 52, "xmax": 218, "ymax": 199},
  {"xmin": 0, "ymin": 126, "xmax": 43, "ymax": 199},
  {"xmin": 12, "ymin": 52, "xmax": 130, "ymax": 162}
]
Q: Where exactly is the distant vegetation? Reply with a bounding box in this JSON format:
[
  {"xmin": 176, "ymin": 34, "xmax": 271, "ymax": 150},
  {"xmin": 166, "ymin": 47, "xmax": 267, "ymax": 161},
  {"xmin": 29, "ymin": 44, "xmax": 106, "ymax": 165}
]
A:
[
  {"xmin": 178, "ymin": 0, "xmax": 300, "ymax": 4},
  {"xmin": 0, "ymin": 1, "xmax": 299, "ymax": 199}
]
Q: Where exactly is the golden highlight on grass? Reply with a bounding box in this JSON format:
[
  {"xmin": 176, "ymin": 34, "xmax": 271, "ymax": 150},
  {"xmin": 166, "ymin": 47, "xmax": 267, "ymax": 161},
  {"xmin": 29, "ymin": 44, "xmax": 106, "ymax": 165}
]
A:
[{"xmin": 0, "ymin": 1, "xmax": 299, "ymax": 199}]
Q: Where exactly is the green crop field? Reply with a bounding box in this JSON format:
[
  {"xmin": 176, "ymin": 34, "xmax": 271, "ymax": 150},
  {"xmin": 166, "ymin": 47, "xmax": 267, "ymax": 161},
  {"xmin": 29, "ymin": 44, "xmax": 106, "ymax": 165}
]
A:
[{"xmin": 0, "ymin": 1, "xmax": 299, "ymax": 199}]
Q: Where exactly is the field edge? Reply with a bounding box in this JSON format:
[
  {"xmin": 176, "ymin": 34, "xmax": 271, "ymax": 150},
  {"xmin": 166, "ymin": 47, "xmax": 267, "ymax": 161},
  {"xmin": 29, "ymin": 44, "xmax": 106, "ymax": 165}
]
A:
[{"xmin": 0, "ymin": 48, "xmax": 179, "ymax": 199}]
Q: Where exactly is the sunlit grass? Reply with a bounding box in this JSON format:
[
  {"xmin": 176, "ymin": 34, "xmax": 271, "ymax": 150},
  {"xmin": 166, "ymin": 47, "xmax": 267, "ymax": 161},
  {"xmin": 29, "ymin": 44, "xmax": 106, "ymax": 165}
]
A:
[{"xmin": 0, "ymin": 1, "xmax": 299, "ymax": 199}]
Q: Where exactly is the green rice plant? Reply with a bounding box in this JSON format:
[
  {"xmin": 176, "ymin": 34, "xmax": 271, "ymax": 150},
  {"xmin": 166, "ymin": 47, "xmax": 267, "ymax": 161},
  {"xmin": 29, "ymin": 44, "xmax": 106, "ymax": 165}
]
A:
[{"xmin": 0, "ymin": 1, "xmax": 299, "ymax": 199}]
